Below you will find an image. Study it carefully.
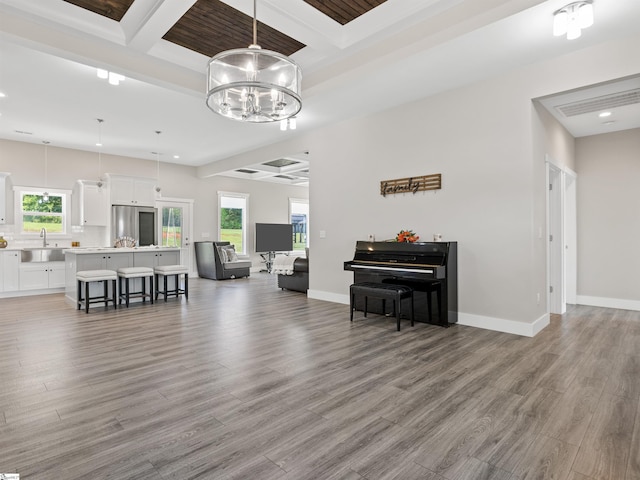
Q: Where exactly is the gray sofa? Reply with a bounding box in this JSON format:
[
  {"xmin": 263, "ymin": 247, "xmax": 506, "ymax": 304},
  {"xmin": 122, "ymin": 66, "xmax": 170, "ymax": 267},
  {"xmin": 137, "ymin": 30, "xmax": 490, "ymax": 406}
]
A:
[
  {"xmin": 277, "ymin": 256, "xmax": 308, "ymax": 293},
  {"xmin": 194, "ymin": 241, "xmax": 251, "ymax": 280}
]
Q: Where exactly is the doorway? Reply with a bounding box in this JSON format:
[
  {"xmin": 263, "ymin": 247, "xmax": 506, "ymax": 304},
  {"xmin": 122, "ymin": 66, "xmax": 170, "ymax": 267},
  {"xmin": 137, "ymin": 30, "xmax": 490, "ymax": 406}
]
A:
[
  {"xmin": 546, "ymin": 158, "xmax": 577, "ymax": 314},
  {"xmin": 156, "ymin": 198, "xmax": 195, "ymax": 276}
]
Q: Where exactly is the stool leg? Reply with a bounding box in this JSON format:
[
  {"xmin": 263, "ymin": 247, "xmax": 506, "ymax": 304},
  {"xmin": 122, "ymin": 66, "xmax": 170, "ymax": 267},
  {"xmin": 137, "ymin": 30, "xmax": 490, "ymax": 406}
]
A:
[
  {"xmin": 164, "ymin": 274, "xmax": 168, "ymax": 302},
  {"xmin": 350, "ymin": 289, "xmax": 354, "ymax": 322},
  {"xmin": 184, "ymin": 274, "xmax": 188, "ymax": 300},
  {"xmin": 142, "ymin": 277, "xmax": 146, "ymax": 303},
  {"xmin": 104, "ymin": 280, "xmax": 110, "ymax": 309},
  {"xmin": 113, "ymin": 279, "xmax": 117, "ymax": 309},
  {"xmin": 125, "ymin": 278, "xmax": 130, "ymax": 307},
  {"xmin": 410, "ymin": 295, "xmax": 415, "ymax": 327},
  {"xmin": 85, "ymin": 281, "xmax": 90, "ymax": 313},
  {"xmin": 150, "ymin": 275, "xmax": 154, "ymax": 305},
  {"xmin": 154, "ymin": 274, "xmax": 159, "ymax": 301},
  {"xmin": 77, "ymin": 280, "xmax": 82, "ymax": 310}
]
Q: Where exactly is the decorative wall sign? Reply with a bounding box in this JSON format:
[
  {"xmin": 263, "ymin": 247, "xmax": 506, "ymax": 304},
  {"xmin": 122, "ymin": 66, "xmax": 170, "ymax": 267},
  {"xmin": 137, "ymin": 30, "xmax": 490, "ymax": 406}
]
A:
[{"xmin": 380, "ymin": 174, "xmax": 441, "ymax": 197}]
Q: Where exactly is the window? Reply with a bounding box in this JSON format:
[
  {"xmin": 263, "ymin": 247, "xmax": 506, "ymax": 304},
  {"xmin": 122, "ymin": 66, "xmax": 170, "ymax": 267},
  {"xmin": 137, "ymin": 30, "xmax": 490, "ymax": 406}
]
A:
[
  {"xmin": 289, "ymin": 198, "xmax": 309, "ymax": 251},
  {"xmin": 16, "ymin": 188, "xmax": 70, "ymax": 235},
  {"xmin": 218, "ymin": 192, "xmax": 248, "ymax": 255},
  {"xmin": 161, "ymin": 206, "xmax": 183, "ymax": 247}
]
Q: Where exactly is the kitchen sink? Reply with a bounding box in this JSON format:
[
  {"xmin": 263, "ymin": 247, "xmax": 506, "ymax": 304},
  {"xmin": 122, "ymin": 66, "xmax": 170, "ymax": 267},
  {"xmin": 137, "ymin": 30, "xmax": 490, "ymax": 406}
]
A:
[{"xmin": 21, "ymin": 248, "xmax": 66, "ymax": 263}]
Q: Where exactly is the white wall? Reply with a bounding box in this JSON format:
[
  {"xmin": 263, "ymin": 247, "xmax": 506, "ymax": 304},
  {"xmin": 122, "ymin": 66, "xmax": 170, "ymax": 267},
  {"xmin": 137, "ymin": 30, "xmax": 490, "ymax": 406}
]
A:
[
  {"xmin": 0, "ymin": 139, "xmax": 308, "ymax": 268},
  {"xmin": 213, "ymin": 32, "xmax": 640, "ymax": 335},
  {"xmin": 575, "ymin": 128, "xmax": 640, "ymax": 310}
]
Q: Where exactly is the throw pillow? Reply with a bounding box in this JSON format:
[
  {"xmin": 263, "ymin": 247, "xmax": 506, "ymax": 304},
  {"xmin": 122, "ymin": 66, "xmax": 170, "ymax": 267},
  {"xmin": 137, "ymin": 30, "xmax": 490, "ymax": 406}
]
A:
[
  {"xmin": 222, "ymin": 245, "xmax": 238, "ymax": 262},
  {"xmin": 217, "ymin": 246, "xmax": 228, "ymax": 263}
]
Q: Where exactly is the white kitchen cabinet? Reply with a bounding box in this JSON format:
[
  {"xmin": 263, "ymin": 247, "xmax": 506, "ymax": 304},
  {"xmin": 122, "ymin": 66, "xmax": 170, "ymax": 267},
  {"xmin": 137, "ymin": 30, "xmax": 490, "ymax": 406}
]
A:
[
  {"xmin": 73, "ymin": 180, "xmax": 108, "ymax": 226},
  {"xmin": 109, "ymin": 175, "xmax": 157, "ymax": 207},
  {"xmin": 1, "ymin": 250, "xmax": 20, "ymax": 292},
  {"xmin": 0, "ymin": 172, "xmax": 9, "ymax": 224},
  {"xmin": 19, "ymin": 262, "xmax": 65, "ymax": 290},
  {"xmin": 133, "ymin": 250, "xmax": 180, "ymax": 268}
]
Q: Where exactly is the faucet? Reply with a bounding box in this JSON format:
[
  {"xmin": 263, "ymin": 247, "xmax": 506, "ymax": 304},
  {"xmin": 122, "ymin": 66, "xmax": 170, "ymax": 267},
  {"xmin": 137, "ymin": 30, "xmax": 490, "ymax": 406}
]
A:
[{"xmin": 40, "ymin": 227, "xmax": 48, "ymax": 247}]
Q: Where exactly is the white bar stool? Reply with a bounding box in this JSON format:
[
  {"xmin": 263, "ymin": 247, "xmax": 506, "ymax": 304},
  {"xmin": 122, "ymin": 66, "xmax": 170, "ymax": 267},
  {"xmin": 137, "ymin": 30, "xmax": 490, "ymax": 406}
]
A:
[
  {"xmin": 76, "ymin": 270, "xmax": 118, "ymax": 313},
  {"xmin": 154, "ymin": 265, "xmax": 189, "ymax": 301},
  {"xmin": 117, "ymin": 267, "xmax": 154, "ymax": 307}
]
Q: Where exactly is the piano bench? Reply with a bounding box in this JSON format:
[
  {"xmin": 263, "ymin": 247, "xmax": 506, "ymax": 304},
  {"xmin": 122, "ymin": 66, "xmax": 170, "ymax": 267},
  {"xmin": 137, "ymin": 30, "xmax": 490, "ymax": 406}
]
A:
[{"xmin": 350, "ymin": 282, "xmax": 414, "ymax": 331}]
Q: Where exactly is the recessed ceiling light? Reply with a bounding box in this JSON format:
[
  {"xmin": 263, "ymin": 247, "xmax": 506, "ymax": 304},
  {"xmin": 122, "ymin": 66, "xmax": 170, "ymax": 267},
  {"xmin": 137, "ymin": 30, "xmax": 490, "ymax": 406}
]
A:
[
  {"xmin": 173, "ymin": 155, "xmax": 180, "ymax": 159},
  {"xmin": 598, "ymin": 111, "xmax": 612, "ymax": 117},
  {"xmin": 0, "ymin": 92, "xmax": 6, "ymax": 98}
]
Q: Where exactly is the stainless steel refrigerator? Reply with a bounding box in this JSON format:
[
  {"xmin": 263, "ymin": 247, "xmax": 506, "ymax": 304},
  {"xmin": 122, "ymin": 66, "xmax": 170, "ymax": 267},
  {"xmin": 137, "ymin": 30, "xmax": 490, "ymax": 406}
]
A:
[{"xmin": 111, "ymin": 205, "xmax": 157, "ymax": 246}]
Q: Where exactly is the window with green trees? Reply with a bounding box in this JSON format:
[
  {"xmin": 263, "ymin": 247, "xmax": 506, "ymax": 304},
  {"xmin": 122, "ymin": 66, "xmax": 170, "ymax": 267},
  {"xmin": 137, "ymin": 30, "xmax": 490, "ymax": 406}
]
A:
[
  {"xmin": 21, "ymin": 191, "xmax": 66, "ymax": 234},
  {"xmin": 218, "ymin": 192, "xmax": 248, "ymax": 254}
]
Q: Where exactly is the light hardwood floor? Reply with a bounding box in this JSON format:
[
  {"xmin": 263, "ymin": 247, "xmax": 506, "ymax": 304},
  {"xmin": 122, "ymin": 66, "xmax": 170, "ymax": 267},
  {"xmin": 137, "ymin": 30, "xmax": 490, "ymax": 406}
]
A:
[{"xmin": 0, "ymin": 274, "xmax": 638, "ymax": 480}]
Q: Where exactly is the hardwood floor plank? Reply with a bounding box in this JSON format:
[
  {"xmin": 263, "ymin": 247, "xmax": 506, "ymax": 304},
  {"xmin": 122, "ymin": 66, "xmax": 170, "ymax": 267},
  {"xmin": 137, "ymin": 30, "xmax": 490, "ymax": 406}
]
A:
[
  {"xmin": 0, "ymin": 276, "xmax": 638, "ymax": 479},
  {"xmin": 572, "ymin": 392, "xmax": 636, "ymax": 479},
  {"xmin": 540, "ymin": 375, "xmax": 605, "ymax": 446},
  {"xmin": 626, "ymin": 394, "xmax": 640, "ymax": 480},
  {"xmin": 511, "ymin": 433, "xmax": 578, "ymax": 480}
]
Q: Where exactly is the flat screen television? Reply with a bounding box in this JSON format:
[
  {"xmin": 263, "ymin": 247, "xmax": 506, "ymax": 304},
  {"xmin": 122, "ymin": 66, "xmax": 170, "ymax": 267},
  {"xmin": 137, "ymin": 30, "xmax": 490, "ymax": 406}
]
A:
[{"xmin": 255, "ymin": 223, "xmax": 293, "ymax": 252}]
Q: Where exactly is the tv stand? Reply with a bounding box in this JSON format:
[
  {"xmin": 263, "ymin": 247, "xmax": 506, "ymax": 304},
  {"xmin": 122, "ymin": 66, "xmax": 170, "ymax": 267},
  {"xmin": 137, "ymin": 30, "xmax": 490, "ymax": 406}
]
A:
[{"xmin": 260, "ymin": 251, "xmax": 276, "ymax": 273}]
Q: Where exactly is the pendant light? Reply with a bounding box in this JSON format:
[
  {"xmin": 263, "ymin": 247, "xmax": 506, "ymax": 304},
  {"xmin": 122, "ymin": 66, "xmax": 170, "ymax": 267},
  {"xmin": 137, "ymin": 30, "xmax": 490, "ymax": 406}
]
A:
[
  {"xmin": 205, "ymin": 0, "xmax": 302, "ymax": 123},
  {"xmin": 154, "ymin": 130, "xmax": 161, "ymax": 193},
  {"xmin": 96, "ymin": 118, "xmax": 104, "ymax": 187},
  {"xmin": 42, "ymin": 140, "xmax": 50, "ymax": 202}
]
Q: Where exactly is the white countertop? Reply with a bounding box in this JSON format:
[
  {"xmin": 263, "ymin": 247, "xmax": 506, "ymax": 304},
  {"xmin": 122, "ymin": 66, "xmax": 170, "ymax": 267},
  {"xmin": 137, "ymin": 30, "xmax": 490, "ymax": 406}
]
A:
[{"xmin": 64, "ymin": 246, "xmax": 180, "ymax": 254}]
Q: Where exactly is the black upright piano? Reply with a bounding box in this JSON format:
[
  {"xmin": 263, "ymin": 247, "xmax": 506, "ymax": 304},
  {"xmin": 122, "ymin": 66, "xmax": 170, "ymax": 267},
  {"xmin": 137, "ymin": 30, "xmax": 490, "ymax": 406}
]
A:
[{"xmin": 344, "ymin": 241, "xmax": 457, "ymax": 327}]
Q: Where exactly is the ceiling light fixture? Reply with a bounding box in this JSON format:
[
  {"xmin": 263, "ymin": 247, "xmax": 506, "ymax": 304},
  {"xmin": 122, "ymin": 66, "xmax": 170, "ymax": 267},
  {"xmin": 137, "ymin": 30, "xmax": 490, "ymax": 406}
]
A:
[
  {"xmin": 553, "ymin": 1, "xmax": 594, "ymax": 40},
  {"xmin": 96, "ymin": 118, "xmax": 104, "ymax": 187},
  {"xmin": 42, "ymin": 140, "xmax": 50, "ymax": 202},
  {"xmin": 280, "ymin": 117, "xmax": 297, "ymax": 131},
  {"xmin": 205, "ymin": 0, "xmax": 302, "ymax": 123},
  {"xmin": 154, "ymin": 130, "xmax": 162, "ymax": 193},
  {"xmin": 598, "ymin": 111, "xmax": 611, "ymax": 117},
  {"xmin": 97, "ymin": 68, "xmax": 125, "ymax": 85}
]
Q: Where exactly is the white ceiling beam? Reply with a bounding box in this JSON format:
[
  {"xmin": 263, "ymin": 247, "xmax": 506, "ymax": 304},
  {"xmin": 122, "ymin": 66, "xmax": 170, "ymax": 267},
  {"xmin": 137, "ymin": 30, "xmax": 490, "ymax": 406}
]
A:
[{"xmin": 121, "ymin": 0, "xmax": 196, "ymax": 52}]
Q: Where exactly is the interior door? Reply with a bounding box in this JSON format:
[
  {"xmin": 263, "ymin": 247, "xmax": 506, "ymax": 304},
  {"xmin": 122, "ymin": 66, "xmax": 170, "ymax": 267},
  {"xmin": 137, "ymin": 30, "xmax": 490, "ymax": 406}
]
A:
[{"xmin": 156, "ymin": 199, "xmax": 194, "ymax": 276}]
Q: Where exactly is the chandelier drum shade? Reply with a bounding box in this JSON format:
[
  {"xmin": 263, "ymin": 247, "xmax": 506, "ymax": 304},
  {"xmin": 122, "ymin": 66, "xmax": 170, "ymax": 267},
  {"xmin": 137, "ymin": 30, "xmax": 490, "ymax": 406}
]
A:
[{"xmin": 205, "ymin": 0, "xmax": 302, "ymax": 123}]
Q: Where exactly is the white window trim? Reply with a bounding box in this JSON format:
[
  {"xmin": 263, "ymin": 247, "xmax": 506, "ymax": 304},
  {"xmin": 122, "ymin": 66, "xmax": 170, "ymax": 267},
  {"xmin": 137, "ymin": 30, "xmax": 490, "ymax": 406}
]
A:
[
  {"xmin": 289, "ymin": 197, "xmax": 309, "ymax": 251},
  {"xmin": 13, "ymin": 186, "xmax": 72, "ymax": 238},
  {"xmin": 217, "ymin": 191, "xmax": 249, "ymax": 255}
]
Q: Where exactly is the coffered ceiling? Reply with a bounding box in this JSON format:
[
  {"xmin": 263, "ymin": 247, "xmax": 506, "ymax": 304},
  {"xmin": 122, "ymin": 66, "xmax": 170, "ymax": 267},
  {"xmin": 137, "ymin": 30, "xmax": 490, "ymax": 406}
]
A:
[{"xmin": 0, "ymin": 0, "xmax": 639, "ymax": 184}]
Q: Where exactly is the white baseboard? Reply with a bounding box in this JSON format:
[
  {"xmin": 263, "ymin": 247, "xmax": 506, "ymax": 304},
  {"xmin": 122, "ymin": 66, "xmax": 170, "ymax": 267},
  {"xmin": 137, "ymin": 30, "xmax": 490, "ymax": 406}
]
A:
[
  {"xmin": 458, "ymin": 312, "xmax": 550, "ymax": 337},
  {"xmin": 308, "ymin": 289, "xmax": 550, "ymax": 337},
  {"xmin": 308, "ymin": 289, "xmax": 349, "ymax": 304},
  {"xmin": 576, "ymin": 295, "xmax": 640, "ymax": 311}
]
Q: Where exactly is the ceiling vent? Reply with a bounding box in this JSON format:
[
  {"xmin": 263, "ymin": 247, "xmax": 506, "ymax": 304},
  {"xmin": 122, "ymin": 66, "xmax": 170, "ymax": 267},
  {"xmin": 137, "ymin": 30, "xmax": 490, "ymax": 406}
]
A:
[
  {"xmin": 275, "ymin": 174, "xmax": 295, "ymax": 180},
  {"xmin": 262, "ymin": 158, "xmax": 300, "ymax": 168},
  {"xmin": 556, "ymin": 88, "xmax": 640, "ymax": 117},
  {"xmin": 235, "ymin": 168, "xmax": 258, "ymax": 174}
]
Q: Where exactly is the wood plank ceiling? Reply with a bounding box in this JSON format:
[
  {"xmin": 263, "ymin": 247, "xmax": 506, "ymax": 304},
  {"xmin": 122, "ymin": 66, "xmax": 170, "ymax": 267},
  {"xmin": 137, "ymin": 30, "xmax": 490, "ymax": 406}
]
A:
[{"xmin": 63, "ymin": 0, "xmax": 388, "ymax": 57}]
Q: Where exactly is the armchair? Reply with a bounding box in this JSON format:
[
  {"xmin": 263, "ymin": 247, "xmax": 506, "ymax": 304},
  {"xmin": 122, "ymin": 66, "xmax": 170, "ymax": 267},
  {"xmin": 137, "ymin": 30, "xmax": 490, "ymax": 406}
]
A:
[{"xmin": 194, "ymin": 241, "xmax": 251, "ymax": 280}]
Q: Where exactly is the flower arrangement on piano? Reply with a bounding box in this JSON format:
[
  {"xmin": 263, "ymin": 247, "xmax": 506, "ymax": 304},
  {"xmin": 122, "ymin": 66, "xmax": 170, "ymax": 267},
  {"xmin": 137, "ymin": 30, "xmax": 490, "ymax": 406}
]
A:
[{"xmin": 396, "ymin": 229, "xmax": 419, "ymax": 243}]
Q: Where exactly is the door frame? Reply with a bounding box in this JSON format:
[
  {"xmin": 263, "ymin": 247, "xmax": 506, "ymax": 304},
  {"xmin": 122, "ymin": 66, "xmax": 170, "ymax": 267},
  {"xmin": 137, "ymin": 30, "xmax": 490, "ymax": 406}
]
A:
[{"xmin": 546, "ymin": 156, "xmax": 577, "ymax": 314}]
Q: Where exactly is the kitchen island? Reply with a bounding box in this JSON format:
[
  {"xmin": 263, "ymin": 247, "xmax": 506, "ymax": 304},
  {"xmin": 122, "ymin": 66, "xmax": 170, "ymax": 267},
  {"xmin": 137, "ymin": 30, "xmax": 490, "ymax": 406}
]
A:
[{"xmin": 64, "ymin": 247, "xmax": 181, "ymax": 305}]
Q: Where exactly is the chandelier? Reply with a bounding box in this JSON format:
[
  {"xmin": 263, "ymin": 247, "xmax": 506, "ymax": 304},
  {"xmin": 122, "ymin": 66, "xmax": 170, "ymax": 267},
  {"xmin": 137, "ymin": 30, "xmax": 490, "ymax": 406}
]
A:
[
  {"xmin": 205, "ymin": 0, "xmax": 302, "ymax": 123},
  {"xmin": 553, "ymin": 1, "xmax": 594, "ymax": 40}
]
